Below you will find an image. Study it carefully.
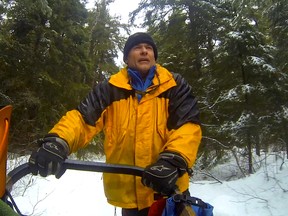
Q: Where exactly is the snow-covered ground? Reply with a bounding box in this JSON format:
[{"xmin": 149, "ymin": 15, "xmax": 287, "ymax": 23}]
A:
[{"xmin": 6, "ymin": 152, "xmax": 288, "ymax": 216}]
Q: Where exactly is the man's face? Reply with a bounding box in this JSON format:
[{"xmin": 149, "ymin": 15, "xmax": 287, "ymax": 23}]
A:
[{"xmin": 126, "ymin": 43, "xmax": 156, "ymax": 76}]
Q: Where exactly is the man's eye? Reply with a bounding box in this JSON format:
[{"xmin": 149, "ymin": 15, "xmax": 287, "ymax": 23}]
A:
[{"xmin": 133, "ymin": 45, "xmax": 141, "ymax": 50}]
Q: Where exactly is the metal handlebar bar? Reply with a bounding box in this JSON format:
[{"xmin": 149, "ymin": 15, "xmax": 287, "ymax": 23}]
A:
[{"xmin": 6, "ymin": 159, "xmax": 144, "ymax": 192}]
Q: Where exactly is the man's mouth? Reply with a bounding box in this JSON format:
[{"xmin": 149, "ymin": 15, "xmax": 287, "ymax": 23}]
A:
[{"xmin": 139, "ymin": 58, "xmax": 149, "ymax": 63}]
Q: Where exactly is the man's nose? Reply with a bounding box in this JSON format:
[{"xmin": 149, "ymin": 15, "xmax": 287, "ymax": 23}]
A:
[{"xmin": 140, "ymin": 47, "xmax": 148, "ymax": 54}]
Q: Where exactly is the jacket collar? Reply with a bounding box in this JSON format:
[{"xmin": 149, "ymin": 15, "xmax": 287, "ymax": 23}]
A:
[{"xmin": 109, "ymin": 64, "xmax": 176, "ymax": 92}]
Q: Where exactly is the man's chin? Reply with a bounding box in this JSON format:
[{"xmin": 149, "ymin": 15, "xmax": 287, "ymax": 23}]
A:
[{"xmin": 136, "ymin": 65, "xmax": 151, "ymax": 74}]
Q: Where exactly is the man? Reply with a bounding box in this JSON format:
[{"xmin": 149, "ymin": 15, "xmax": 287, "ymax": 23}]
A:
[{"xmin": 29, "ymin": 32, "xmax": 202, "ymax": 216}]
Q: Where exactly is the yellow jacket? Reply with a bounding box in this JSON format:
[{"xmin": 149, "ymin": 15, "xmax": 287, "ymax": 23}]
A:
[{"xmin": 49, "ymin": 64, "xmax": 202, "ymax": 210}]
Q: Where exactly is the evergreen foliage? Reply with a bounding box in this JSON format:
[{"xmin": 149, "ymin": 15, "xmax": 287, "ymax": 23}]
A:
[
  {"xmin": 86, "ymin": 0, "xmax": 125, "ymax": 82},
  {"xmin": 0, "ymin": 0, "xmax": 119, "ymax": 152}
]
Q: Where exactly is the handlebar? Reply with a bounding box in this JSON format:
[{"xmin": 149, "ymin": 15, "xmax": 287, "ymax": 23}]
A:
[{"xmin": 6, "ymin": 159, "xmax": 144, "ymax": 192}]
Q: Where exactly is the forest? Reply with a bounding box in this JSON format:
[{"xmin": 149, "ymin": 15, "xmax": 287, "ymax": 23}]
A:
[{"xmin": 1, "ymin": 0, "xmax": 287, "ymax": 175}]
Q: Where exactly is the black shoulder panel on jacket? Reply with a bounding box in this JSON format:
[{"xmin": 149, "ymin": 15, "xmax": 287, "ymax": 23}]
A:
[
  {"xmin": 160, "ymin": 73, "xmax": 200, "ymax": 130},
  {"xmin": 77, "ymin": 80, "xmax": 133, "ymax": 126}
]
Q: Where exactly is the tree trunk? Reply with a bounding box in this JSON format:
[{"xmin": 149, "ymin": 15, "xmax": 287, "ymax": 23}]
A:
[
  {"xmin": 241, "ymin": 60, "xmax": 253, "ymax": 174},
  {"xmin": 247, "ymin": 129, "xmax": 253, "ymax": 174}
]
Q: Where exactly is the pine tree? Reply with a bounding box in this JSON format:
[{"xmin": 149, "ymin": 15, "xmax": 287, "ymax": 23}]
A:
[
  {"xmin": 0, "ymin": 0, "xmax": 91, "ymax": 150},
  {"xmin": 87, "ymin": 0, "xmax": 124, "ymax": 83},
  {"xmin": 266, "ymin": 0, "xmax": 288, "ymax": 158}
]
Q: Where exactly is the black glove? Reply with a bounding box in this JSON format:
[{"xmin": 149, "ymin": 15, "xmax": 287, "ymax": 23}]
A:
[
  {"xmin": 29, "ymin": 135, "xmax": 69, "ymax": 178},
  {"xmin": 141, "ymin": 151, "xmax": 188, "ymax": 196}
]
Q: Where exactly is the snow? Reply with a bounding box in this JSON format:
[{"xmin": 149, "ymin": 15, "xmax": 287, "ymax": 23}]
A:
[
  {"xmin": 6, "ymin": 152, "xmax": 288, "ymax": 216},
  {"xmin": 282, "ymin": 106, "xmax": 288, "ymax": 119}
]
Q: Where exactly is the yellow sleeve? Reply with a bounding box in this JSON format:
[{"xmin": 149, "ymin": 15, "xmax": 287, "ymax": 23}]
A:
[
  {"xmin": 165, "ymin": 122, "xmax": 202, "ymax": 167},
  {"xmin": 49, "ymin": 109, "xmax": 104, "ymax": 153}
]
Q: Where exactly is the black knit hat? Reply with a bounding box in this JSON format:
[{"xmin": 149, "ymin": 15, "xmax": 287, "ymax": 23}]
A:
[{"xmin": 123, "ymin": 32, "xmax": 158, "ymax": 62}]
